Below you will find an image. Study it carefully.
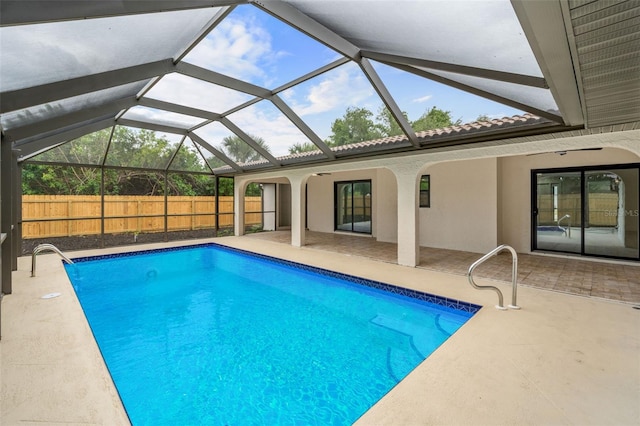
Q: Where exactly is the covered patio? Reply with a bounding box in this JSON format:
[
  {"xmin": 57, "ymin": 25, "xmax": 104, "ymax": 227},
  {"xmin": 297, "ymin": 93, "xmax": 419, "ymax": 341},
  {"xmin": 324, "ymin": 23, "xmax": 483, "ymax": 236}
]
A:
[{"xmin": 247, "ymin": 230, "xmax": 640, "ymax": 304}]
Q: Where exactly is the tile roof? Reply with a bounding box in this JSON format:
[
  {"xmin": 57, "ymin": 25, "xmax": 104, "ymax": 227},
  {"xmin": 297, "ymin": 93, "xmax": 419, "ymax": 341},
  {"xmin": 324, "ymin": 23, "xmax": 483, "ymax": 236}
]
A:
[{"xmin": 218, "ymin": 113, "xmax": 552, "ymax": 172}]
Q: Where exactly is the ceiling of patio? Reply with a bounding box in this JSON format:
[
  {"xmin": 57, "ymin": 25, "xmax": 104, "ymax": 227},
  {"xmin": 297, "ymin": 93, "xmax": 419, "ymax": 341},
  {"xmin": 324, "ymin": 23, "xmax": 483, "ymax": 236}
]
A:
[{"xmin": 1, "ymin": 0, "xmax": 638, "ymax": 174}]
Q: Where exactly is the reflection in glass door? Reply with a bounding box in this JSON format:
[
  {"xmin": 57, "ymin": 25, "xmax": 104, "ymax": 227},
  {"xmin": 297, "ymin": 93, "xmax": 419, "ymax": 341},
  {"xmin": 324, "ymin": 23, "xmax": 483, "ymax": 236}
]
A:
[
  {"xmin": 534, "ymin": 172, "xmax": 582, "ymax": 254},
  {"xmin": 584, "ymin": 168, "xmax": 639, "ymax": 258},
  {"xmin": 335, "ymin": 180, "xmax": 372, "ymax": 234}
]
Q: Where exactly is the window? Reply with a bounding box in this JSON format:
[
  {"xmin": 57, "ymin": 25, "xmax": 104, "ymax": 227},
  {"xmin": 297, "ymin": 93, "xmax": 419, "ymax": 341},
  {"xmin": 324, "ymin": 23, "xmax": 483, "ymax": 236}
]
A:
[{"xmin": 420, "ymin": 175, "xmax": 430, "ymax": 208}]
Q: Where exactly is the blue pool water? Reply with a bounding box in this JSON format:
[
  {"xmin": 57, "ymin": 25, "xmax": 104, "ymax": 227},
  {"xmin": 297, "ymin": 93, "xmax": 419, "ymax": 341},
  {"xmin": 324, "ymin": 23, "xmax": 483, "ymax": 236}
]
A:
[{"xmin": 65, "ymin": 244, "xmax": 479, "ymax": 425}]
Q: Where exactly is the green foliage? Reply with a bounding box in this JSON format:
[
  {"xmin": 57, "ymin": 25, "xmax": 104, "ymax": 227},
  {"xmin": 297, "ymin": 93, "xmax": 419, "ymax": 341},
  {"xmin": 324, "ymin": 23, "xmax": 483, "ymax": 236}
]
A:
[
  {"xmin": 288, "ymin": 142, "xmax": 320, "ymax": 155},
  {"xmin": 376, "ymin": 107, "xmax": 408, "ymax": 137},
  {"xmin": 245, "ymin": 182, "xmax": 262, "ymax": 196},
  {"xmin": 412, "ymin": 106, "xmax": 462, "ymax": 132},
  {"xmin": 22, "ymin": 164, "xmax": 102, "ymax": 195},
  {"xmin": 204, "ymin": 155, "xmax": 226, "ymax": 170},
  {"xmin": 106, "ymin": 128, "xmax": 174, "ymax": 169},
  {"xmin": 222, "ymin": 134, "xmax": 270, "ymax": 164},
  {"xmin": 216, "ymin": 177, "xmax": 234, "ymax": 196},
  {"xmin": 315, "ymin": 105, "xmax": 462, "ymax": 150},
  {"xmin": 326, "ymin": 106, "xmax": 384, "ymax": 146},
  {"xmin": 34, "ymin": 128, "xmax": 111, "ymax": 165},
  {"xmin": 22, "ymin": 127, "xmax": 231, "ymax": 197}
]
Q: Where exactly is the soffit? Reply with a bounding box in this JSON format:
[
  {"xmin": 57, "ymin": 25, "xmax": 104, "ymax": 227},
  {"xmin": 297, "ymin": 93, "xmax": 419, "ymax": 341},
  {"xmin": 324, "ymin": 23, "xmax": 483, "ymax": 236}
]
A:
[{"xmin": 568, "ymin": 0, "xmax": 640, "ymax": 127}]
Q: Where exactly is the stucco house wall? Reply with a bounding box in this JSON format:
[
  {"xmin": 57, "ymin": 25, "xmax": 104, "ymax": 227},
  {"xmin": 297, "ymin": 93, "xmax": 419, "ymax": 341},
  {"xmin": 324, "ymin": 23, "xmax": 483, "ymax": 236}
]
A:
[{"xmin": 419, "ymin": 158, "xmax": 499, "ymax": 254}]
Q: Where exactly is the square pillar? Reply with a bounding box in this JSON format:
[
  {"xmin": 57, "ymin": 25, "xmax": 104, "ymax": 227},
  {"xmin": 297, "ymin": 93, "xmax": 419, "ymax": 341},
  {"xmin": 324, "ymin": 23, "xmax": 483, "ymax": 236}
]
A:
[
  {"xmin": 233, "ymin": 178, "xmax": 245, "ymax": 236},
  {"xmin": 290, "ymin": 177, "xmax": 306, "ymax": 247},
  {"xmin": 395, "ymin": 171, "xmax": 420, "ymax": 267}
]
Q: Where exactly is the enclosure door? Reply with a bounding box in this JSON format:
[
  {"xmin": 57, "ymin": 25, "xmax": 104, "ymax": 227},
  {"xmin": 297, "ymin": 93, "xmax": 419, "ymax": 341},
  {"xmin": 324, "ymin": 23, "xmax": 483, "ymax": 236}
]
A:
[
  {"xmin": 335, "ymin": 180, "xmax": 372, "ymax": 234},
  {"xmin": 534, "ymin": 171, "xmax": 582, "ymax": 254}
]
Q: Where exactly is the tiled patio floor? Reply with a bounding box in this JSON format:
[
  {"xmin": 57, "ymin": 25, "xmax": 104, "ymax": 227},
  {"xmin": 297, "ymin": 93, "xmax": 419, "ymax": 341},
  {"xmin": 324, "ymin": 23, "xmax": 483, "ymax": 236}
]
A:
[{"xmin": 246, "ymin": 231, "xmax": 640, "ymax": 304}]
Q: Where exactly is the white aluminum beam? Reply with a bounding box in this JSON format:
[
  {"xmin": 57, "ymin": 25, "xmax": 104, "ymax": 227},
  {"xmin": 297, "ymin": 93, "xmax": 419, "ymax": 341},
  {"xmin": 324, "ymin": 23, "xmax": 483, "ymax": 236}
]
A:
[
  {"xmin": 164, "ymin": 135, "xmax": 188, "ymax": 170},
  {"xmin": 359, "ymin": 58, "xmax": 419, "ymax": 147},
  {"xmin": 1, "ymin": 59, "xmax": 174, "ymax": 114},
  {"xmin": 219, "ymin": 117, "xmax": 281, "ymax": 166},
  {"xmin": 5, "ymin": 96, "xmax": 138, "ymax": 142},
  {"xmin": 219, "ymin": 97, "xmax": 263, "ymax": 118},
  {"xmin": 188, "ymin": 133, "xmax": 243, "ymax": 172},
  {"xmin": 272, "ymin": 57, "xmax": 351, "ymax": 94},
  {"xmin": 511, "ymin": 0, "xmax": 584, "ymax": 126},
  {"xmin": 176, "ymin": 62, "xmax": 272, "ymax": 98},
  {"xmin": 394, "ymin": 63, "xmax": 564, "ymax": 123},
  {"xmin": 269, "ymin": 95, "xmax": 335, "ymax": 159},
  {"xmin": 16, "ymin": 117, "xmax": 116, "ymax": 161},
  {"xmin": 138, "ymin": 98, "xmax": 222, "ymax": 121},
  {"xmin": 116, "ymin": 118, "xmax": 189, "ymax": 135},
  {"xmin": 254, "ymin": 0, "xmax": 360, "ymax": 60},
  {"xmin": 173, "ymin": 6, "xmax": 234, "ymax": 63},
  {"xmin": 361, "ymin": 50, "xmax": 548, "ymax": 89},
  {"xmin": 0, "ymin": 1, "xmax": 245, "ymax": 26}
]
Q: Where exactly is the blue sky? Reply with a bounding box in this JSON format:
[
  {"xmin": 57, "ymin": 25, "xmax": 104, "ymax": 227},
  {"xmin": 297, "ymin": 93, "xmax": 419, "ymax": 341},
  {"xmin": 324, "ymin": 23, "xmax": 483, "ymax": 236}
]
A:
[{"xmin": 149, "ymin": 4, "xmax": 525, "ymax": 157}]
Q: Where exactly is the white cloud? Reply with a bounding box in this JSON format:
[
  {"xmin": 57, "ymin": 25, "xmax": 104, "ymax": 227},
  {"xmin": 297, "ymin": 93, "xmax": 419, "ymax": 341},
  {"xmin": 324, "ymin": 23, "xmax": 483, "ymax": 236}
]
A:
[
  {"xmin": 285, "ymin": 65, "xmax": 376, "ymax": 117},
  {"xmin": 228, "ymin": 103, "xmax": 312, "ymax": 157},
  {"xmin": 145, "ymin": 73, "xmax": 252, "ymax": 114},
  {"xmin": 184, "ymin": 16, "xmax": 286, "ymax": 86},
  {"xmin": 412, "ymin": 94, "xmax": 433, "ymax": 103}
]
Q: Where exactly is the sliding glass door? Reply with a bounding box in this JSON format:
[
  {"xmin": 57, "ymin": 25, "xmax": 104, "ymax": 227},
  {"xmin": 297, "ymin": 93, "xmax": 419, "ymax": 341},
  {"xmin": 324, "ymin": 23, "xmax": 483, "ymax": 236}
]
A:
[
  {"xmin": 335, "ymin": 180, "xmax": 372, "ymax": 234},
  {"xmin": 584, "ymin": 167, "xmax": 639, "ymax": 258},
  {"xmin": 534, "ymin": 171, "xmax": 582, "ymax": 254},
  {"xmin": 532, "ymin": 164, "xmax": 639, "ymax": 260}
]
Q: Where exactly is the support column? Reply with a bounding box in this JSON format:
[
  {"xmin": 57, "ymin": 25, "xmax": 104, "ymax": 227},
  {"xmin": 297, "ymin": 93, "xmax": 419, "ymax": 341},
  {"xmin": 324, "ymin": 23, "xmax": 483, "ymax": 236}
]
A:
[
  {"xmin": 290, "ymin": 176, "xmax": 306, "ymax": 247},
  {"xmin": 392, "ymin": 168, "xmax": 421, "ymax": 267},
  {"xmin": 12, "ymin": 154, "xmax": 21, "ymax": 270},
  {"xmin": 233, "ymin": 178, "xmax": 245, "ymax": 236},
  {"xmin": 1, "ymin": 135, "xmax": 13, "ymax": 294}
]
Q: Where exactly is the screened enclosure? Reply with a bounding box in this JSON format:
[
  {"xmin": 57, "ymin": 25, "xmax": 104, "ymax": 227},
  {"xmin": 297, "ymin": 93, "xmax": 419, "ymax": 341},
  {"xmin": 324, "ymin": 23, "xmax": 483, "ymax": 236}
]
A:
[{"xmin": 1, "ymin": 0, "xmax": 639, "ymax": 296}]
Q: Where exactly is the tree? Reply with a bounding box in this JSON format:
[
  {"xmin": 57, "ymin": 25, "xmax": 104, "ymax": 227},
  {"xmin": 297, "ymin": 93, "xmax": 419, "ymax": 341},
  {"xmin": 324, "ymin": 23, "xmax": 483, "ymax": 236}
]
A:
[
  {"xmin": 376, "ymin": 106, "xmax": 408, "ymax": 137},
  {"xmin": 326, "ymin": 106, "xmax": 384, "ymax": 146},
  {"xmin": 412, "ymin": 106, "xmax": 461, "ymax": 132},
  {"xmin": 475, "ymin": 114, "xmax": 492, "ymax": 122},
  {"xmin": 22, "ymin": 127, "xmax": 218, "ymax": 196},
  {"xmin": 288, "ymin": 142, "xmax": 320, "ymax": 155},
  {"xmin": 222, "ymin": 134, "xmax": 270, "ymax": 164}
]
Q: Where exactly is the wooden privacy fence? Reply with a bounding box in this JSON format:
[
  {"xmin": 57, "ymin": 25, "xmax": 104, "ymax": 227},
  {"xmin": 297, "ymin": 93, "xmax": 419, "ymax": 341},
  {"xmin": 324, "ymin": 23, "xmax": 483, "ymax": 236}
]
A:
[
  {"xmin": 537, "ymin": 193, "xmax": 619, "ymax": 227},
  {"xmin": 22, "ymin": 195, "xmax": 263, "ymax": 239}
]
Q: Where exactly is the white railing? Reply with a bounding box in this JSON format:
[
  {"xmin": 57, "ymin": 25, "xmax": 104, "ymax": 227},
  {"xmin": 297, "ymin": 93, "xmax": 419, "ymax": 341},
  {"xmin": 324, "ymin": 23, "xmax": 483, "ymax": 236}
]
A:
[
  {"xmin": 31, "ymin": 243, "xmax": 74, "ymax": 277},
  {"xmin": 467, "ymin": 245, "xmax": 520, "ymax": 310}
]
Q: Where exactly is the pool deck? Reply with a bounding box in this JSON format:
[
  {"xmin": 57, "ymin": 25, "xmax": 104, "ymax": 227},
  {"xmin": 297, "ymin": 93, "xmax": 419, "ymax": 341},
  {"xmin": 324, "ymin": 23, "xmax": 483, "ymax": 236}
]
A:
[{"xmin": 1, "ymin": 236, "xmax": 639, "ymax": 425}]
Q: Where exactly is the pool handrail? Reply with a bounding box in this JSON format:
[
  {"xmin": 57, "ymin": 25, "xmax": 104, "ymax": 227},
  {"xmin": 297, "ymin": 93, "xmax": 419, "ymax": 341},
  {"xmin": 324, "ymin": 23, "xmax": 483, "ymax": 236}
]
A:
[
  {"xmin": 467, "ymin": 244, "xmax": 520, "ymax": 310},
  {"xmin": 557, "ymin": 214, "xmax": 571, "ymax": 238},
  {"xmin": 31, "ymin": 243, "xmax": 74, "ymax": 277}
]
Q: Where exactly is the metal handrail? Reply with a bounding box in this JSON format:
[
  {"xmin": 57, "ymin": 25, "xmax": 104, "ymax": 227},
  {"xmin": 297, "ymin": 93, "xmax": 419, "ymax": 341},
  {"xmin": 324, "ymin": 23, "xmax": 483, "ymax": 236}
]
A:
[
  {"xmin": 557, "ymin": 214, "xmax": 571, "ymax": 238},
  {"xmin": 31, "ymin": 243, "xmax": 74, "ymax": 277},
  {"xmin": 467, "ymin": 244, "xmax": 520, "ymax": 310}
]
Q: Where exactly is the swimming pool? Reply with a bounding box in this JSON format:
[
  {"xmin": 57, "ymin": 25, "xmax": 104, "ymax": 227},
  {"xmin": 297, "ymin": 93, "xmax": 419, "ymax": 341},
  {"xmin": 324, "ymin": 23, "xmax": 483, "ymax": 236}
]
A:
[{"xmin": 66, "ymin": 243, "xmax": 479, "ymax": 425}]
